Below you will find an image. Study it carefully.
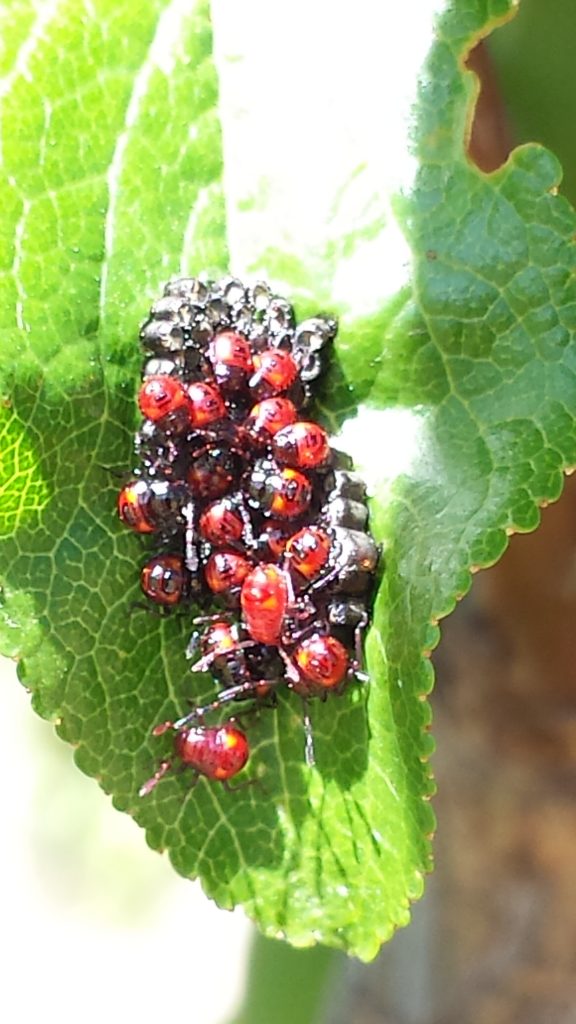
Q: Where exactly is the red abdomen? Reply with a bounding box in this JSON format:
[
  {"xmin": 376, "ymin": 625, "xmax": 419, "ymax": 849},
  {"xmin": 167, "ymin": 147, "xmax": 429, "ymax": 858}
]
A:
[
  {"xmin": 175, "ymin": 724, "xmax": 249, "ymax": 780},
  {"xmin": 241, "ymin": 564, "xmax": 288, "ymax": 644}
]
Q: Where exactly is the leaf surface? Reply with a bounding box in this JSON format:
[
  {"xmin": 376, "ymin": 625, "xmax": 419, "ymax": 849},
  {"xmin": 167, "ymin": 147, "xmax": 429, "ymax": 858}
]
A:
[{"xmin": 1, "ymin": 0, "xmax": 574, "ymax": 959}]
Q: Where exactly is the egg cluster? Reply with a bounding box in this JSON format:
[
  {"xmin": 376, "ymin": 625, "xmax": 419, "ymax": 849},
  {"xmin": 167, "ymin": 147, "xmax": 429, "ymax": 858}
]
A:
[{"xmin": 117, "ymin": 276, "xmax": 378, "ymax": 794}]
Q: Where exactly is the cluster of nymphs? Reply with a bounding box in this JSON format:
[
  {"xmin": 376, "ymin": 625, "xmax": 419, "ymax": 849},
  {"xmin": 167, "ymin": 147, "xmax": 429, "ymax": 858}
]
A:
[{"xmin": 117, "ymin": 276, "xmax": 379, "ymax": 795}]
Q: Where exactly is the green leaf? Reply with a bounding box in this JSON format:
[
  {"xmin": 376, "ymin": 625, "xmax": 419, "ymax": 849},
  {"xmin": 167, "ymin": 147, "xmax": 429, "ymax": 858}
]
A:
[{"xmin": 1, "ymin": 0, "xmax": 574, "ymax": 960}]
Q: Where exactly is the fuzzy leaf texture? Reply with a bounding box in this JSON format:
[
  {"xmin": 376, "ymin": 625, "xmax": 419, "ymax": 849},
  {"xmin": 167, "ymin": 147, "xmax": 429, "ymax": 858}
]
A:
[{"xmin": 1, "ymin": 0, "xmax": 573, "ymax": 960}]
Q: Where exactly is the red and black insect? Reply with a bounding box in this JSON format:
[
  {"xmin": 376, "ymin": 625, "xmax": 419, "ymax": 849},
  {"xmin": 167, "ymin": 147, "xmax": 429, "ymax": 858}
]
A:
[
  {"xmin": 140, "ymin": 553, "xmax": 189, "ymax": 606},
  {"xmin": 138, "ymin": 374, "xmax": 192, "ymax": 430},
  {"xmin": 248, "ymin": 348, "xmax": 299, "ymax": 399},
  {"xmin": 117, "ymin": 478, "xmax": 192, "ymax": 534},
  {"xmin": 284, "ymin": 525, "xmax": 331, "ymax": 585},
  {"xmin": 188, "ymin": 445, "xmax": 241, "ymax": 500},
  {"xmin": 118, "ymin": 479, "xmax": 157, "ymax": 534},
  {"xmin": 272, "ymin": 421, "xmax": 331, "ymax": 470},
  {"xmin": 240, "ymin": 563, "xmax": 290, "ymax": 645},
  {"xmin": 199, "ymin": 494, "xmax": 255, "ymax": 549},
  {"xmin": 205, "ymin": 549, "xmax": 254, "ymax": 603},
  {"xmin": 208, "ymin": 331, "xmax": 254, "ymax": 391},
  {"xmin": 186, "ymin": 381, "xmax": 227, "ymax": 428},
  {"xmin": 245, "ymin": 459, "xmax": 313, "ymax": 520},
  {"xmin": 244, "ymin": 397, "xmax": 297, "ymax": 446},
  {"xmin": 188, "ymin": 619, "xmax": 282, "ymax": 700},
  {"xmin": 285, "ymin": 523, "xmax": 379, "ymax": 594},
  {"xmin": 292, "ymin": 633, "xmax": 350, "ymax": 695},
  {"xmin": 139, "ymin": 720, "xmax": 250, "ymax": 796}
]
